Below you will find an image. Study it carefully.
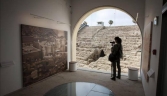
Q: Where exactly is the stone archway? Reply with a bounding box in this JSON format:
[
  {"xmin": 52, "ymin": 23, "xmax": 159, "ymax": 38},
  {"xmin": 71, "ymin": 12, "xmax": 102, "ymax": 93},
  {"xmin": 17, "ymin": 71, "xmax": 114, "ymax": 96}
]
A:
[
  {"xmin": 71, "ymin": 7, "xmax": 143, "ymax": 75},
  {"xmin": 72, "ymin": 6, "xmax": 142, "ymax": 62}
]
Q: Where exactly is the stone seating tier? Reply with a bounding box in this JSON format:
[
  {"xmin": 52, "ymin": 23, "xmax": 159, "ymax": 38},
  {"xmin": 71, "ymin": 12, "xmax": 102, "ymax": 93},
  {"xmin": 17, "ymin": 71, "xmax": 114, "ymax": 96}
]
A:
[{"xmin": 76, "ymin": 25, "xmax": 142, "ymax": 73}]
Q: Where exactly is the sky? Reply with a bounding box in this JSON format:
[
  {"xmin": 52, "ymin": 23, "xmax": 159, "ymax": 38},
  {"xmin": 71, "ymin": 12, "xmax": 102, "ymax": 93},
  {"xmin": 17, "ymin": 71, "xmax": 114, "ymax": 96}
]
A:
[{"xmin": 84, "ymin": 9, "xmax": 136, "ymax": 26}]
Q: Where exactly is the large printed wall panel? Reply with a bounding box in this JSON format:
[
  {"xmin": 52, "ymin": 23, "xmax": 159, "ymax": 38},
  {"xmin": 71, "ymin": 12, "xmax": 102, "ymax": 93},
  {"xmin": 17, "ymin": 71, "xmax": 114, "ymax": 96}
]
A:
[{"xmin": 21, "ymin": 24, "xmax": 67, "ymax": 86}]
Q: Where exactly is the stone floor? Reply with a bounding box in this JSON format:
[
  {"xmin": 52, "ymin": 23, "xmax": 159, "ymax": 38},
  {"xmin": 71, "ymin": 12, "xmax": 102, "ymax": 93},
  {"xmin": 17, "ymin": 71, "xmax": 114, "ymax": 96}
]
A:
[{"xmin": 6, "ymin": 70, "xmax": 145, "ymax": 96}]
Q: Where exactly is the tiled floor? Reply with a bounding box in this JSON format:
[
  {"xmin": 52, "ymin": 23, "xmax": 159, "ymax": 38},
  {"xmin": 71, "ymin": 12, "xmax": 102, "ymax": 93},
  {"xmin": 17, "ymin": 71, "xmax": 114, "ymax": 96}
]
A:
[{"xmin": 6, "ymin": 70, "xmax": 145, "ymax": 96}]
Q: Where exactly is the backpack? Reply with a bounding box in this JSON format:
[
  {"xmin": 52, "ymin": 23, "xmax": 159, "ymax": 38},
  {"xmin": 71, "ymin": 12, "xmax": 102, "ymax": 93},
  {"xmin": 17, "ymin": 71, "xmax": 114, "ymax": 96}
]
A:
[
  {"xmin": 108, "ymin": 53, "xmax": 116, "ymax": 62},
  {"xmin": 108, "ymin": 45, "xmax": 122, "ymax": 62}
]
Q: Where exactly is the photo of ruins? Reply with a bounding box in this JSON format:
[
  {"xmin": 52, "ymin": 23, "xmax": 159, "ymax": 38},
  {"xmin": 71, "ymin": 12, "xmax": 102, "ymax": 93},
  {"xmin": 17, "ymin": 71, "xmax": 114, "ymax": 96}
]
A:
[
  {"xmin": 77, "ymin": 23, "xmax": 142, "ymax": 74},
  {"xmin": 21, "ymin": 24, "xmax": 67, "ymax": 86}
]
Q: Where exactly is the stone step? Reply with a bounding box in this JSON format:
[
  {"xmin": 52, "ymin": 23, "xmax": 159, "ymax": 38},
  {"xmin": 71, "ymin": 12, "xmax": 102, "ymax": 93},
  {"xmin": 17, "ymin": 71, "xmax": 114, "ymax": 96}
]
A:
[{"xmin": 77, "ymin": 26, "xmax": 141, "ymax": 73}]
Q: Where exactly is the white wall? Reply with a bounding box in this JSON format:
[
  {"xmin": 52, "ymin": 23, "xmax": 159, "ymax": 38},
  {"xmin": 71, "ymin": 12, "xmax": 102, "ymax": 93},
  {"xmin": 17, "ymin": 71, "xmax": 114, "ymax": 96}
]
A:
[
  {"xmin": 0, "ymin": 0, "xmax": 71, "ymax": 95},
  {"xmin": 141, "ymin": 0, "xmax": 162, "ymax": 96},
  {"xmin": 71, "ymin": 0, "xmax": 145, "ymax": 34}
]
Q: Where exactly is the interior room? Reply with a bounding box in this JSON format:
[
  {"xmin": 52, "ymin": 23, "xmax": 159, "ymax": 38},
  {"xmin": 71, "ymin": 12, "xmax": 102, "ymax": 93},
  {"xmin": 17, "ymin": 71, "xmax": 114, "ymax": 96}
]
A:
[{"xmin": 0, "ymin": 0, "xmax": 167, "ymax": 96}]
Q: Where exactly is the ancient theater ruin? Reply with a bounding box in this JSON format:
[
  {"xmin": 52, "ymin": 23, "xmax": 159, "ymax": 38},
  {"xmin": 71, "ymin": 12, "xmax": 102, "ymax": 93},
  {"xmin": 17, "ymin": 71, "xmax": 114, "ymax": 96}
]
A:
[{"xmin": 76, "ymin": 23, "xmax": 142, "ymax": 74}]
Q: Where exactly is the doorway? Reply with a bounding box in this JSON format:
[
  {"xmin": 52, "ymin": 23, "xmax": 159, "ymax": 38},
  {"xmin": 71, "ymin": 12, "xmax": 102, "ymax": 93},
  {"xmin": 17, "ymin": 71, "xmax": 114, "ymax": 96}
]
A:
[
  {"xmin": 72, "ymin": 7, "xmax": 142, "ymax": 76},
  {"xmin": 156, "ymin": 2, "xmax": 167, "ymax": 96}
]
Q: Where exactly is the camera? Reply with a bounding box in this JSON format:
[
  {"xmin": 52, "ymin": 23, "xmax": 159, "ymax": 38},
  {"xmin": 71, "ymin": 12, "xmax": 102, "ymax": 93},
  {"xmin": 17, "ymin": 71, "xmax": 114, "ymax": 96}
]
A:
[
  {"xmin": 110, "ymin": 41, "xmax": 115, "ymax": 46},
  {"xmin": 110, "ymin": 41, "xmax": 115, "ymax": 44}
]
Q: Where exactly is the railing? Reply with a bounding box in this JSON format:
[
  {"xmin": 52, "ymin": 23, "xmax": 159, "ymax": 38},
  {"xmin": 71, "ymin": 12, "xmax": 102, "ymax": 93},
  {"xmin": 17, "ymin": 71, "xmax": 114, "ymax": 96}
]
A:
[{"xmin": 78, "ymin": 23, "xmax": 88, "ymax": 32}]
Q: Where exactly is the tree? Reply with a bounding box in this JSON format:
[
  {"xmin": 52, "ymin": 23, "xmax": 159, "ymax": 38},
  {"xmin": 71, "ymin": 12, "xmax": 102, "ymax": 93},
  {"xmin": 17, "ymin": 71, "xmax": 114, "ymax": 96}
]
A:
[{"xmin": 108, "ymin": 20, "xmax": 113, "ymax": 26}]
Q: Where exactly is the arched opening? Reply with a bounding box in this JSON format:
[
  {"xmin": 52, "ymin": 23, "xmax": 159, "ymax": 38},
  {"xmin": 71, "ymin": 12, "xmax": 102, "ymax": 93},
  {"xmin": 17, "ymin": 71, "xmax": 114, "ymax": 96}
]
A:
[{"xmin": 72, "ymin": 7, "xmax": 142, "ymax": 75}]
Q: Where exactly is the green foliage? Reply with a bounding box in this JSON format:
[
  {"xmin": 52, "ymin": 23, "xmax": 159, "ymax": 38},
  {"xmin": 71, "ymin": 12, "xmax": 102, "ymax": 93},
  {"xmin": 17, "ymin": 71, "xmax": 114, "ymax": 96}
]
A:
[{"xmin": 108, "ymin": 20, "xmax": 113, "ymax": 26}]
